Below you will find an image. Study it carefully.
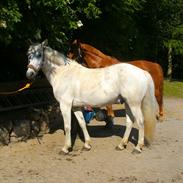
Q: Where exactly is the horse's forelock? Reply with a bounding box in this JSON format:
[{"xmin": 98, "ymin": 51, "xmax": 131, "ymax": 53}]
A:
[{"xmin": 27, "ymin": 43, "xmax": 44, "ymax": 55}]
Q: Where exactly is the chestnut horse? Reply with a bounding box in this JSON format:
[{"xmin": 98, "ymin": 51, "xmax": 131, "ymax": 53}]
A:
[{"xmin": 67, "ymin": 40, "xmax": 164, "ymax": 121}]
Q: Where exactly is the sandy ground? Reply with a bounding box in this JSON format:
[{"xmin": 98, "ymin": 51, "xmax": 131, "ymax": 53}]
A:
[{"xmin": 0, "ymin": 97, "xmax": 183, "ymax": 183}]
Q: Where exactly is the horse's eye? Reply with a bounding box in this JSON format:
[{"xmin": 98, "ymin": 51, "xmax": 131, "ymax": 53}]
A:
[
  {"xmin": 35, "ymin": 51, "xmax": 41, "ymax": 58},
  {"xmin": 28, "ymin": 54, "xmax": 33, "ymax": 60}
]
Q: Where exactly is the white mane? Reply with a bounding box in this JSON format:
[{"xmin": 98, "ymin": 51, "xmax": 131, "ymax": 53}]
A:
[{"xmin": 44, "ymin": 46, "xmax": 77, "ymax": 66}]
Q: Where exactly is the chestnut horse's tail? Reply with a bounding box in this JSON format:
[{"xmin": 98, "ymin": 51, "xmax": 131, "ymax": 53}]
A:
[{"xmin": 142, "ymin": 73, "xmax": 157, "ymax": 145}]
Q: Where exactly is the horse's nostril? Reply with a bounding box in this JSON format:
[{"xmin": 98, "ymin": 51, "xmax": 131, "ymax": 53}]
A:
[{"xmin": 30, "ymin": 72, "xmax": 34, "ymax": 77}]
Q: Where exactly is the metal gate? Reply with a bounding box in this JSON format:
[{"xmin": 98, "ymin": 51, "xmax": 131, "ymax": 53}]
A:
[{"xmin": 0, "ymin": 80, "xmax": 56, "ymax": 112}]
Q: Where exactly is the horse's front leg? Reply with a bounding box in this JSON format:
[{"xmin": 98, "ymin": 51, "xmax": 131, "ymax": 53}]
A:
[
  {"xmin": 60, "ymin": 103, "xmax": 72, "ymax": 154},
  {"xmin": 73, "ymin": 109, "xmax": 91, "ymax": 150}
]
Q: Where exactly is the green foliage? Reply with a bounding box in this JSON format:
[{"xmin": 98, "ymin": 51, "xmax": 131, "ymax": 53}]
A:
[
  {"xmin": 84, "ymin": 0, "xmax": 183, "ymax": 72},
  {"xmin": 0, "ymin": 0, "xmax": 22, "ymax": 44},
  {"xmin": 0, "ymin": 1, "xmax": 22, "ymax": 27},
  {"xmin": 164, "ymin": 25, "xmax": 183, "ymax": 55},
  {"xmin": 83, "ymin": 2, "xmax": 101, "ymax": 19},
  {"xmin": 0, "ymin": 0, "xmax": 101, "ymax": 48},
  {"xmin": 123, "ymin": 0, "xmax": 146, "ymax": 12},
  {"xmin": 1, "ymin": 0, "xmax": 183, "ymax": 81},
  {"xmin": 79, "ymin": 0, "xmax": 147, "ymax": 59}
]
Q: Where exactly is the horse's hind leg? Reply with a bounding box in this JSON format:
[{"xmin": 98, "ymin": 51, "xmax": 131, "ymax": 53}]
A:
[
  {"xmin": 117, "ymin": 102, "xmax": 144, "ymax": 153},
  {"xmin": 73, "ymin": 109, "xmax": 91, "ymax": 150},
  {"xmin": 106, "ymin": 105, "xmax": 115, "ymax": 117},
  {"xmin": 116, "ymin": 102, "xmax": 135, "ymax": 150},
  {"xmin": 155, "ymin": 76, "xmax": 164, "ymax": 121},
  {"xmin": 130, "ymin": 105, "xmax": 144, "ymax": 153},
  {"xmin": 116, "ymin": 114, "xmax": 133, "ymax": 150},
  {"xmin": 155, "ymin": 90, "xmax": 163, "ymax": 121},
  {"xmin": 105, "ymin": 105, "xmax": 114, "ymax": 128}
]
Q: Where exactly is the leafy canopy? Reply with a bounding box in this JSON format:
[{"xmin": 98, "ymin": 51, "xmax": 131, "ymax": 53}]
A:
[{"xmin": 0, "ymin": 0, "xmax": 101, "ymax": 48}]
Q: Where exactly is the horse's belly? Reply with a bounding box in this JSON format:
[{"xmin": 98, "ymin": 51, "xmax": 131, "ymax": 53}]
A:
[{"xmin": 72, "ymin": 92, "xmax": 119, "ymax": 107}]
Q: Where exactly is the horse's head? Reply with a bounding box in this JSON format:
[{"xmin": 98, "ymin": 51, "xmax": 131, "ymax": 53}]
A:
[
  {"xmin": 26, "ymin": 40, "xmax": 48, "ymax": 80},
  {"xmin": 67, "ymin": 39, "xmax": 84, "ymax": 65}
]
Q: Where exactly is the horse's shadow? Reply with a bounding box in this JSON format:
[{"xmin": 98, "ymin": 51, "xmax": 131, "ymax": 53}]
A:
[{"xmin": 70, "ymin": 109, "xmax": 139, "ymax": 147}]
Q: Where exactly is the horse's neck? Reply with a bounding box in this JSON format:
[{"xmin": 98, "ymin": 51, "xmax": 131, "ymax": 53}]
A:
[
  {"xmin": 44, "ymin": 47, "xmax": 68, "ymax": 65},
  {"xmin": 81, "ymin": 44, "xmax": 107, "ymax": 59},
  {"xmin": 42, "ymin": 61, "xmax": 57, "ymax": 86},
  {"xmin": 81, "ymin": 43, "xmax": 119, "ymax": 66},
  {"xmin": 83, "ymin": 49, "xmax": 119, "ymax": 67},
  {"xmin": 42, "ymin": 48, "xmax": 69, "ymax": 85}
]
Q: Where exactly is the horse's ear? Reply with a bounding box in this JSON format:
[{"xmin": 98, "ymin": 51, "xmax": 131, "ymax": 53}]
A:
[
  {"xmin": 27, "ymin": 39, "xmax": 33, "ymax": 45},
  {"xmin": 72, "ymin": 39, "xmax": 80, "ymax": 46},
  {"xmin": 42, "ymin": 39, "xmax": 48, "ymax": 46},
  {"xmin": 72, "ymin": 39, "xmax": 77, "ymax": 45},
  {"xmin": 76, "ymin": 39, "xmax": 81, "ymax": 46}
]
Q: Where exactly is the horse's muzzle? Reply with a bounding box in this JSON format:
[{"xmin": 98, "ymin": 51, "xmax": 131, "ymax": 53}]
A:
[
  {"xmin": 26, "ymin": 64, "xmax": 38, "ymax": 79},
  {"xmin": 26, "ymin": 69, "xmax": 36, "ymax": 80}
]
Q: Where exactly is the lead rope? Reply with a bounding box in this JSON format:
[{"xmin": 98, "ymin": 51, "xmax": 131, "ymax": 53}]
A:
[
  {"xmin": 0, "ymin": 81, "xmax": 43, "ymax": 144},
  {"xmin": 0, "ymin": 82, "xmax": 32, "ymax": 95}
]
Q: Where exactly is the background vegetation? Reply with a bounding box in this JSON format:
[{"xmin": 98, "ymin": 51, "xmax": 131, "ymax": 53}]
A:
[
  {"xmin": 0, "ymin": 0, "xmax": 183, "ymax": 82},
  {"xmin": 164, "ymin": 80, "xmax": 183, "ymax": 98}
]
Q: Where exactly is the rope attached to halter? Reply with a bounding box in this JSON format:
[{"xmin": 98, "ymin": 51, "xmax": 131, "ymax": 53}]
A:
[{"xmin": 0, "ymin": 82, "xmax": 32, "ymax": 95}]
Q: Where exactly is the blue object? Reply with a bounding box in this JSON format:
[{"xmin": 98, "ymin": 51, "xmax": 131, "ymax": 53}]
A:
[{"xmin": 83, "ymin": 110, "xmax": 95, "ymax": 123}]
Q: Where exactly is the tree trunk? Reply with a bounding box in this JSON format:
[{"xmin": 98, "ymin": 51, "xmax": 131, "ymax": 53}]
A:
[{"xmin": 167, "ymin": 45, "xmax": 173, "ymax": 81}]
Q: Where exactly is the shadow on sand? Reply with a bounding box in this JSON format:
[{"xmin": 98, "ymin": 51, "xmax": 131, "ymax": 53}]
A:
[{"xmin": 70, "ymin": 108, "xmax": 139, "ymax": 148}]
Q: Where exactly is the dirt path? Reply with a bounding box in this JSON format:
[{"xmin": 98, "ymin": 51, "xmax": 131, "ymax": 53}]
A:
[{"xmin": 0, "ymin": 98, "xmax": 183, "ymax": 183}]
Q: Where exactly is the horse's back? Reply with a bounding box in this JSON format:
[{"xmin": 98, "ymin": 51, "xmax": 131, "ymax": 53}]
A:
[{"xmin": 128, "ymin": 60, "xmax": 163, "ymax": 78}]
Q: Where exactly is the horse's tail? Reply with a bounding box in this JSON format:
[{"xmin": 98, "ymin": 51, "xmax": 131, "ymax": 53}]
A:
[{"xmin": 142, "ymin": 72, "xmax": 157, "ymax": 145}]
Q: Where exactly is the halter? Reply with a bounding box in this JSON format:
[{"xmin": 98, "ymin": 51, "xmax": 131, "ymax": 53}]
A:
[
  {"xmin": 27, "ymin": 64, "xmax": 39, "ymax": 73},
  {"xmin": 27, "ymin": 45, "xmax": 46, "ymax": 73},
  {"xmin": 76, "ymin": 46, "xmax": 85, "ymax": 65}
]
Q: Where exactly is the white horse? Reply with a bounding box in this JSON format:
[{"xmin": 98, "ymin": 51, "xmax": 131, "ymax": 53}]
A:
[{"xmin": 26, "ymin": 40, "xmax": 157, "ymax": 154}]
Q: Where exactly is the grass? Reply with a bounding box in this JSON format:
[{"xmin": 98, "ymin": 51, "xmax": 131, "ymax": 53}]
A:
[{"xmin": 164, "ymin": 80, "xmax": 183, "ymax": 98}]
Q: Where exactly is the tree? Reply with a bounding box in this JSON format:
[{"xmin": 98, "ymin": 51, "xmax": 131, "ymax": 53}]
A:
[
  {"xmin": 164, "ymin": 25, "xmax": 183, "ymax": 80},
  {"xmin": 116, "ymin": 0, "xmax": 183, "ymax": 77},
  {"xmin": 78, "ymin": 0, "xmax": 146, "ymax": 59},
  {"xmin": 1, "ymin": 0, "xmax": 183, "ymax": 81},
  {"xmin": 0, "ymin": 0, "xmax": 22, "ymax": 45},
  {"xmin": 0, "ymin": 0, "xmax": 101, "ymax": 49},
  {"xmin": 0, "ymin": 0, "xmax": 101, "ymax": 82}
]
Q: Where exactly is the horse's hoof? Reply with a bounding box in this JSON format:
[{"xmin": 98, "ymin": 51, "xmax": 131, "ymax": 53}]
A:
[
  {"xmin": 156, "ymin": 114, "xmax": 164, "ymax": 122},
  {"xmin": 132, "ymin": 148, "xmax": 142, "ymax": 154},
  {"xmin": 159, "ymin": 116, "xmax": 164, "ymax": 122},
  {"xmin": 115, "ymin": 145, "xmax": 126, "ymax": 151},
  {"xmin": 59, "ymin": 147, "xmax": 71, "ymax": 155},
  {"xmin": 105, "ymin": 123, "xmax": 113, "ymax": 129},
  {"xmin": 105, "ymin": 121, "xmax": 114, "ymax": 129},
  {"xmin": 144, "ymin": 139, "xmax": 150, "ymax": 147},
  {"xmin": 59, "ymin": 150, "xmax": 69, "ymax": 155},
  {"xmin": 82, "ymin": 144, "xmax": 92, "ymax": 151},
  {"xmin": 104, "ymin": 116, "xmax": 114, "ymax": 129}
]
